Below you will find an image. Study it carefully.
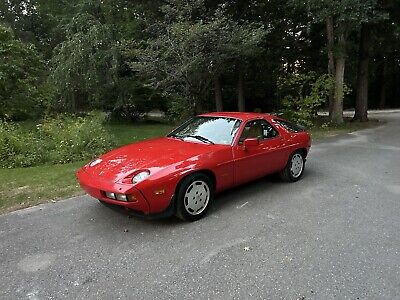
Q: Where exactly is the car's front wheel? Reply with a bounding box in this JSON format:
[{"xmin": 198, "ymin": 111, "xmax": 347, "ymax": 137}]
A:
[
  {"xmin": 279, "ymin": 150, "xmax": 305, "ymax": 182},
  {"xmin": 175, "ymin": 173, "xmax": 214, "ymax": 221}
]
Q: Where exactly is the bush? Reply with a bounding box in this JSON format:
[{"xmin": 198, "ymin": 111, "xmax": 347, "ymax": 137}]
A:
[
  {"xmin": 0, "ymin": 112, "xmax": 115, "ymax": 168},
  {"xmin": 0, "ymin": 121, "xmax": 46, "ymax": 168},
  {"xmin": 277, "ymin": 72, "xmax": 335, "ymax": 127},
  {"xmin": 166, "ymin": 98, "xmax": 194, "ymax": 123}
]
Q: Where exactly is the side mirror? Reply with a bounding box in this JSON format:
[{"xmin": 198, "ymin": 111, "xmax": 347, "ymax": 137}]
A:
[{"xmin": 243, "ymin": 138, "xmax": 259, "ymax": 149}]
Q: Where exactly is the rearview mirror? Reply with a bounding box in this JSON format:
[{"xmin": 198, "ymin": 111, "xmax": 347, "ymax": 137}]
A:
[{"xmin": 243, "ymin": 138, "xmax": 259, "ymax": 148}]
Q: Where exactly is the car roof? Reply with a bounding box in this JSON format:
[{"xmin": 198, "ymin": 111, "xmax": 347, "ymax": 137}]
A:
[{"xmin": 199, "ymin": 111, "xmax": 276, "ymax": 122}]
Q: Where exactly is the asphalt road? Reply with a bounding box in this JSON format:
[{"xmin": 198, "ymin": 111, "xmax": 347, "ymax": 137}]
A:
[{"xmin": 1, "ymin": 112, "xmax": 400, "ymax": 300}]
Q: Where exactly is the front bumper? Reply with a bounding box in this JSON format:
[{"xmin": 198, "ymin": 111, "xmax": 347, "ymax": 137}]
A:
[{"xmin": 77, "ymin": 168, "xmax": 151, "ymax": 214}]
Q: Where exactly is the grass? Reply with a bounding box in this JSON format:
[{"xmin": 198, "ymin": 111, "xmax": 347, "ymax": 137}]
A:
[
  {"xmin": 0, "ymin": 118, "xmax": 382, "ymax": 214},
  {"xmin": 0, "ymin": 161, "xmax": 84, "ymax": 214},
  {"xmin": 106, "ymin": 122, "xmax": 174, "ymax": 146}
]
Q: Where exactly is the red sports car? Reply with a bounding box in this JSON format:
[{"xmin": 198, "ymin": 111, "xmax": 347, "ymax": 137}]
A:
[{"xmin": 77, "ymin": 112, "xmax": 311, "ymax": 221}]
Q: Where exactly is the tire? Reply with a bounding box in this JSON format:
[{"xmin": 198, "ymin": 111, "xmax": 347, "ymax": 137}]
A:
[
  {"xmin": 279, "ymin": 150, "xmax": 305, "ymax": 182},
  {"xmin": 175, "ymin": 173, "xmax": 214, "ymax": 221}
]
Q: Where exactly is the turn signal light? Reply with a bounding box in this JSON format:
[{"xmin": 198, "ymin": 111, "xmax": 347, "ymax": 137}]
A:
[
  {"xmin": 154, "ymin": 189, "xmax": 165, "ymax": 195},
  {"xmin": 127, "ymin": 195, "xmax": 137, "ymax": 202}
]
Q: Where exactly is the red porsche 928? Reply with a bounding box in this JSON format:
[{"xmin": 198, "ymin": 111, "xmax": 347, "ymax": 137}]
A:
[{"xmin": 77, "ymin": 112, "xmax": 311, "ymax": 221}]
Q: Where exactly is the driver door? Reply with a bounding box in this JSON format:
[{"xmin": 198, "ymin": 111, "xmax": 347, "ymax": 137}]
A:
[{"xmin": 233, "ymin": 119, "xmax": 285, "ymax": 185}]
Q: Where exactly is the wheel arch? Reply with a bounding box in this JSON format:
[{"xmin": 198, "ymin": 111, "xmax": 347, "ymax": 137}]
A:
[
  {"xmin": 175, "ymin": 169, "xmax": 216, "ymax": 195},
  {"xmin": 297, "ymin": 147, "xmax": 308, "ymax": 158},
  {"xmin": 173, "ymin": 169, "xmax": 216, "ymax": 220}
]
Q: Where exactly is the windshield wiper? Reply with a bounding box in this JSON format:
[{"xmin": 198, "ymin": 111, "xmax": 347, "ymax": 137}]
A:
[
  {"xmin": 168, "ymin": 134, "xmax": 184, "ymax": 140},
  {"xmin": 184, "ymin": 135, "xmax": 215, "ymax": 145}
]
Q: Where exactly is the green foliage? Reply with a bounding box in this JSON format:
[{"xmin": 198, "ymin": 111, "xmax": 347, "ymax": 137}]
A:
[
  {"xmin": 0, "ymin": 120, "xmax": 43, "ymax": 168},
  {"xmin": 293, "ymin": 0, "xmax": 388, "ymax": 26},
  {"xmin": 49, "ymin": 13, "xmax": 117, "ymax": 111},
  {"xmin": 129, "ymin": 0, "xmax": 267, "ymax": 120},
  {"xmin": 37, "ymin": 112, "xmax": 115, "ymax": 164},
  {"xmin": 278, "ymin": 72, "xmax": 343, "ymax": 127},
  {"xmin": 48, "ymin": 2, "xmax": 160, "ymax": 119},
  {"xmin": 0, "ymin": 25, "xmax": 45, "ymax": 120},
  {"xmin": 166, "ymin": 98, "xmax": 193, "ymax": 123},
  {"xmin": 109, "ymin": 50, "xmax": 166, "ymax": 121},
  {"xmin": 0, "ymin": 112, "xmax": 115, "ymax": 168},
  {"xmin": 1, "ymin": 0, "xmax": 399, "ymax": 122}
]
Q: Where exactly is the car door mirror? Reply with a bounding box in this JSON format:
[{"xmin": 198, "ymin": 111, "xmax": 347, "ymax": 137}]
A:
[{"xmin": 243, "ymin": 138, "xmax": 259, "ymax": 149}]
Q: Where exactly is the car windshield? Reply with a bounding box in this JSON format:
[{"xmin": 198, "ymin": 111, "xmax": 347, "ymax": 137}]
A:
[{"xmin": 168, "ymin": 116, "xmax": 242, "ymax": 145}]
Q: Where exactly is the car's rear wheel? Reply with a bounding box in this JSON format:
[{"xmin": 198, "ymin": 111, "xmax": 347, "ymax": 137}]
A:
[
  {"xmin": 279, "ymin": 150, "xmax": 305, "ymax": 182},
  {"xmin": 175, "ymin": 173, "xmax": 214, "ymax": 221}
]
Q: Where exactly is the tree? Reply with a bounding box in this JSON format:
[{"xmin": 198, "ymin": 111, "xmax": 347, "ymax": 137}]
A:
[
  {"xmin": 50, "ymin": 13, "xmax": 117, "ymax": 111},
  {"xmin": 292, "ymin": 0, "xmax": 387, "ymax": 124},
  {"xmin": 47, "ymin": 0, "xmax": 171, "ymax": 117},
  {"xmin": 226, "ymin": 21, "xmax": 266, "ymax": 112},
  {"xmin": 130, "ymin": 0, "xmax": 266, "ymax": 118},
  {"xmin": 0, "ymin": 25, "xmax": 45, "ymax": 119},
  {"xmin": 129, "ymin": 7, "xmax": 216, "ymax": 117},
  {"xmin": 326, "ymin": 16, "xmax": 335, "ymax": 116},
  {"xmin": 0, "ymin": 0, "xmax": 76, "ymax": 58},
  {"xmin": 370, "ymin": 0, "xmax": 400, "ymax": 110},
  {"xmin": 353, "ymin": 24, "xmax": 371, "ymax": 122},
  {"xmin": 277, "ymin": 72, "xmax": 335, "ymax": 126},
  {"xmin": 1, "ymin": 0, "xmax": 400, "ymax": 122}
]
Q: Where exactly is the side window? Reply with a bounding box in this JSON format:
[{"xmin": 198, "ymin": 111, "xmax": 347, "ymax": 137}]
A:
[
  {"xmin": 262, "ymin": 120, "xmax": 279, "ymax": 139},
  {"xmin": 239, "ymin": 120, "xmax": 279, "ymax": 143},
  {"xmin": 273, "ymin": 119, "xmax": 305, "ymax": 133}
]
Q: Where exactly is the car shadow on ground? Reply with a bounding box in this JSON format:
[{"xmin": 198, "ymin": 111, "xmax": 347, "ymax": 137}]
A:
[
  {"xmin": 86, "ymin": 175, "xmax": 279, "ymax": 225},
  {"xmin": 82, "ymin": 168, "xmax": 323, "ymax": 233},
  {"xmin": 211, "ymin": 175, "xmax": 280, "ymax": 211},
  {"xmin": 87, "ymin": 167, "xmax": 319, "ymax": 231}
]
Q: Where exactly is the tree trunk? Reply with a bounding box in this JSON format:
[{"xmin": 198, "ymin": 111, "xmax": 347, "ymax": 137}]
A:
[
  {"xmin": 326, "ymin": 16, "xmax": 335, "ymax": 116},
  {"xmin": 330, "ymin": 30, "xmax": 346, "ymax": 125},
  {"xmin": 379, "ymin": 58, "xmax": 387, "ymax": 109},
  {"xmin": 214, "ymin": 75, "xmax": 223, "ymax": 112},
  {"xmin": 70, "ymin": 91, "xmax": 76, "ymax": 112},
  {"xmin": 237, "ymin": 66, "xmax": 245, "ymax": 112},
  {"xmin": 353, "ymin": 24, "xmax": 370, "ymax": 122},
  {"xmin": 193, "ymin": 94, "xmax": 203, "ymax": 114}
]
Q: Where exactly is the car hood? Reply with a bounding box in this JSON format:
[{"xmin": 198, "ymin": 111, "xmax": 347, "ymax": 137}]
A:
[{"xmin": 83, "ymin": 137, "xmax": 224, "ymax": 183}]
